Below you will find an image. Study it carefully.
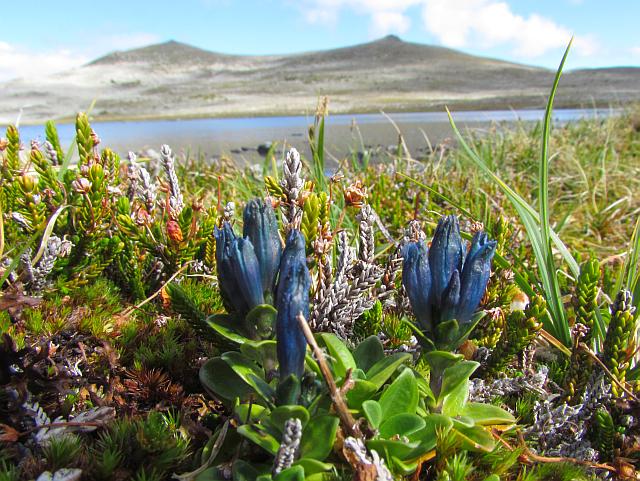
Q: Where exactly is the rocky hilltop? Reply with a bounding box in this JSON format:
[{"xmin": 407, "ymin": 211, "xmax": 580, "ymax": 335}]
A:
[{"xmin": 2, "ymin": 36, "xmax": 639, "ymax": 123}]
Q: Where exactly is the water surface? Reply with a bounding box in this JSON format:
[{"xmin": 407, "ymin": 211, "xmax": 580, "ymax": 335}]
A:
[{"xmin": 7, "ymin": 108, "xmax": 616, "ymax": 164}]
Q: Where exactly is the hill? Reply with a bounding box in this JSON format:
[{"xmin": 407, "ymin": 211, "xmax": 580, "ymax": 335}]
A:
[{"xmin": 1, "ymin": 35, "xmax": 639, "ymax": 124}]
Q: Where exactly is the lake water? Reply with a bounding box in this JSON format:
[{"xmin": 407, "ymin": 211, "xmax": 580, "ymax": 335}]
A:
[{"xmin": 7, "ymin": 108, "xmax": 617, "ymax": 164}]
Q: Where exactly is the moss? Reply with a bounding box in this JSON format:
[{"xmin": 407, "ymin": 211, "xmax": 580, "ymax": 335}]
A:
[{"xmin": 42, "ymin": 435, "xmax": 83, "ymax": 472}]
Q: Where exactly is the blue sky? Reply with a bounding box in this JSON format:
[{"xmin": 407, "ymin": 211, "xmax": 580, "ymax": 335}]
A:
[{"xmin": 1, "ymin": 0, "xmax": 639, "ymax": 81}]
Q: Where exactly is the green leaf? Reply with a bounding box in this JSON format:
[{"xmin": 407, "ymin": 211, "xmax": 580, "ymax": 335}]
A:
[
  {"xmin": 275, "ymin": 374, "xmax": 301, "ymax": 406},
  {"xmin": 305, "ymin": 474, "xmax": 332, "ymax": 481},
  {"xmin": 232, "ymin": 460, "xmax": 260, "ymax": 481},
  {"xmin": 367, "ymin": 438, "xmax": 419, "ymax": 459},
  {"xmin": 451, "ymin": 416, "xmax": 475, "ymax": 429},
  {"xmin": 205, "ymin": 314, "xmax": 248, "ymax": 344},
  {"xmin": 304, "ymin": 352, "xmax": 322, "ymax": 378},
  {"xmin": 390, "ymin": 456, "xmax": 419, "ymax": 476},
  {"xmin": 441, "ymin": 378, "xmax": 470, "ymax": 417},
  {"xmin": 379, "ymin": 368, "xmax": 418, "ymax": 418},
  {"xmin": 194, "ymin": 467, "xmax": 226, "ymax": 481},
  {"xmin": 379, "ymin": 413, "xmax": 426, "ymax": 439},
  {"xmin": 32, "ymin": 205, "xmax": 69, "ymax": 265},
  {"xmin": 221, "ymin": 352, "xmax": 275, "ymax": 406},
  {"xmin": 396, "ymin": 172, "xmax": 473, "ymax": 218},
  {"xmin": 434, "ymin": 319, "xmax": 462, "ymax": 350},
  {"xmin": 362, "ymin": 400, "xmax": 383, "ymax": 429},
  {"xmin": 366, "ymin": 352, "xmax": 411, "ymax": 388},
  {"xmin": 199, "ymin": 358, "xmax": 252, "ymax": 402},
  {"xmin": 246, "ymin": 304, "xmax": 277, "ymax": 339},
  {"xmin": 346, "ymin": 379, "xmax": 378, "ymax": 410},
  {"xmin": 538, "ymin": 39, "xmax": 574, "ymax": 347},
  {"xmin": 318, "ymin": 333, "xmax": 356, "ymax": 379},
  {"xmin": 273, "ymin": 465, "xmax": 305, "ymax": 481},
  {"xmin": 292, "ymin": 458, "xmax": 333, "ymax": 476},
  {"xmin": 438, "ymin": 360, "xmax": 478, "ymax": 405},
  {"xmin": 241, "ymin": 340, "xmax": 278, "ymax": 374},
  {"xmin": 461, "ymin": 402, "xmax": 516, "ymax": 426},
  {"xmin": 299, "ymin": 415, "xmax": 339, "ymax": 461},
  {"xmin": 237, "ymin": 425, "xmax": 280, "ymax": 455},
  {"xmin": 435, "ymin": 313, "xmax": 486, "ymax": 351},
  {"xmin": 410, "ymin": 414, "xmax": 453, "ymax": 451},
  {"xmin": 483, "ymin": 475, "xmax": 501, "ymax": 481},
  {"xmin": 454, "ymin": 424, "xmax": 496, "ymax": 452},
  {"xmin": 269, "ymin": 406, "xmax": 310, "ymax": 434},
  {"xmin": 353, "ymin": 336, "xmax": 385, "ymax": 372},
  {"xmin": 423, "ymin": 351, "xmax": 464, "ymax": 389},
  {"xmin": 414, "ymin": 371, "xmax": 435, "ymax": 405},
  {"xmin": 234, "ymin": 403, "xmax": 268, "ymax": 424}
]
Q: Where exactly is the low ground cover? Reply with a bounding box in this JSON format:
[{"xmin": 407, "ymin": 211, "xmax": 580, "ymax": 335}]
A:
[{"xmin": 1, "ymin": 85, "xmax": 639, "ymax": 479}]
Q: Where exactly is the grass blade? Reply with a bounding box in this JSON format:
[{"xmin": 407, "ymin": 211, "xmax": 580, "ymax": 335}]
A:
[
  {"xmin": 396, "ymin": 172, "xmax": 473, "ymax": 218},
  {"xmin": 537, "ymin": 38, "xmax": 573, "ymax": 346},
  {"xmin": 446, "ymin": 38, "xmax": 576, "ymax": 346}
]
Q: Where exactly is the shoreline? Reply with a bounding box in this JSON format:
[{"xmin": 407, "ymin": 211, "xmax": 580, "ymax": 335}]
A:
[{"xmin": 8, "ymin": 97, "xmax": 622, "ymax": 127}]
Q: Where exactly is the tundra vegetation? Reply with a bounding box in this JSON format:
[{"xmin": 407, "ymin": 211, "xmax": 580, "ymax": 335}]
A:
[{"xmin": 0, "ymin": 53, "xmax": 640, "ymax": 481}]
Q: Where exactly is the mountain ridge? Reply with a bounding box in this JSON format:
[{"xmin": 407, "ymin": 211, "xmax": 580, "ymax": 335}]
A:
[{"xmin": 1, "ymin": 35, "xmax": 639, "ymax": 124}]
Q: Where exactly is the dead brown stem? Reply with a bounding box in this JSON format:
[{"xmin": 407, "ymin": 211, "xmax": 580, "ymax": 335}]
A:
[{"xmin": 297, "ymin": 313, "xmax": 362, "ymax": 439}]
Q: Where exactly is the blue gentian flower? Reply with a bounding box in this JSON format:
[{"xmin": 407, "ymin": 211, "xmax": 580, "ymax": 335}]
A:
[
  {"xmin": 275, "ymin": 230, "xmax": 310, "ymax": 379},
  {"xmin": 402, "ymin": 215, "xmax": 496, "ymax": 348},
  {"xmin": 429, "ymin": 215, "xmax": 466, "ymax": 306},
  {"xmin": 457, "ymin": 231, "xmax": 496, "ymax": 323},
  {"xmin": 227, "ymin": 237, "xmax": 265, "ymax": 311},
  {"xmin": 215, "ymin": 222, "xmax": 244, "ymax": 314},
  {"xmin": 275, "ymin": 228, "xmax": 306, "ymax": 297},
  {"xmin": 402, "ymin": 240, "xmax": 432, "ymax": 334},
  {"xmin": 214, "ymin": 221, "xmax": 264, "ymax": 317},
  {"xmin": 243, "ymin": 198, "xmax": 282, "ymax": 300}
]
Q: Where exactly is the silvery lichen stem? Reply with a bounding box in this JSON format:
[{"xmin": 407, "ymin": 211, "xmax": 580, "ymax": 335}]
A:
[
  {"xmin": 44, "ymin": 140, "xmax": 59, "ymax": 166},
  {"xmin": 357, "ymin": 204, "xmax": 375, "ymax": 264},
  {"xmin": 280, "ymin": 148, "xmax": 304, "ymax": 231},
  {"xmin": 272, "ymin": 418, "xmax": 302, "ymax": 475},
  {"xmin": 160, "ymin": 144, "xmax": 184, "ymax": 217},
  {"xmin": 30, "ymin": 235, "xmax": 73, "ymax": 292}
]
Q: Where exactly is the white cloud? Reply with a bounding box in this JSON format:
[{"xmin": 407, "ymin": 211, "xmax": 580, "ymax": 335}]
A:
[
  {"xmin": 302, "ymin": 0, "xmax": 421, "ymax": 35},
  {"xmin": 573, "ymin": 35, "xmax": 600, "ymax": 57},
  {"xmin": 299, "ymin": 0, "xmax": 599, "ymax": 59},
  {"xmin": 370, "ymin": 11, "xmax": 412, "ymax": 35},
  {"xmin": 421, "ymin": 0, "xmax": 575, "ymax": 58},
  {"xmin": 304, "ymin": 7, "xmax": 339, "ymax": 25},
  {"xmin": 0, "ymin": 32, "xmax": 161, "ymax": 82},
  {"xmin": 0, "ymin": 42, "xmax": 89, "ymax": 82},
  {"xmin": 631, "ymin": 46, "xmax": 640, "ymax": 58}
]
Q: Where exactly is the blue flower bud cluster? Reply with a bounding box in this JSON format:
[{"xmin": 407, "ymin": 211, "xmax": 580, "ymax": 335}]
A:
[
  {"xmin": 402, "ymin": 215, "xmax": 496, "ymax": 349},
  {"xmin": 215, "ymin": 198, "xmax": 282, "ymax": 316},
  {"xmin": 215, "ymin": 198, "xmax": 310, "ymax": 378}
]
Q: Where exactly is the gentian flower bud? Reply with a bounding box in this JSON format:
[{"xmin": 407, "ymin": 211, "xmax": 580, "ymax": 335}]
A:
[
  {"xmin": 456, "ymin": 231, "xmax": 496, "ymax": 323},
  {"xmin": 402, "ymin": 215, "xmax": 497, "ymax": 350},
  {"xmin": 402, "ymin": 240, "xmax": 432, "ymax": 334},
  {"xmin": 215, "ymin": 222, "xmax": 264, "ymax": 317},
  {"xmin": 275, "ymin": 230, "xmax": 310, "ymax": 379},
  {"xmin": 215, "ymin": 222, "xmax": 244, "ymax": 314},
  {"xmin": 227, "ymin": 237, "xmax": 265, "ymax": 312},
  {"xmin": 428, "ymin": 215, "xmax": 465, "ymax": 306},
  {"xmin": 441, "ymin": 269, "xmax": 461, "ymax": 323},
  {"xmin": 243, "ymin": 198, "xmax": 282, "ymax": 299},
  {"xmin": 276, "ymin": 229, "xmax": 306, "ymax": 297}
]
